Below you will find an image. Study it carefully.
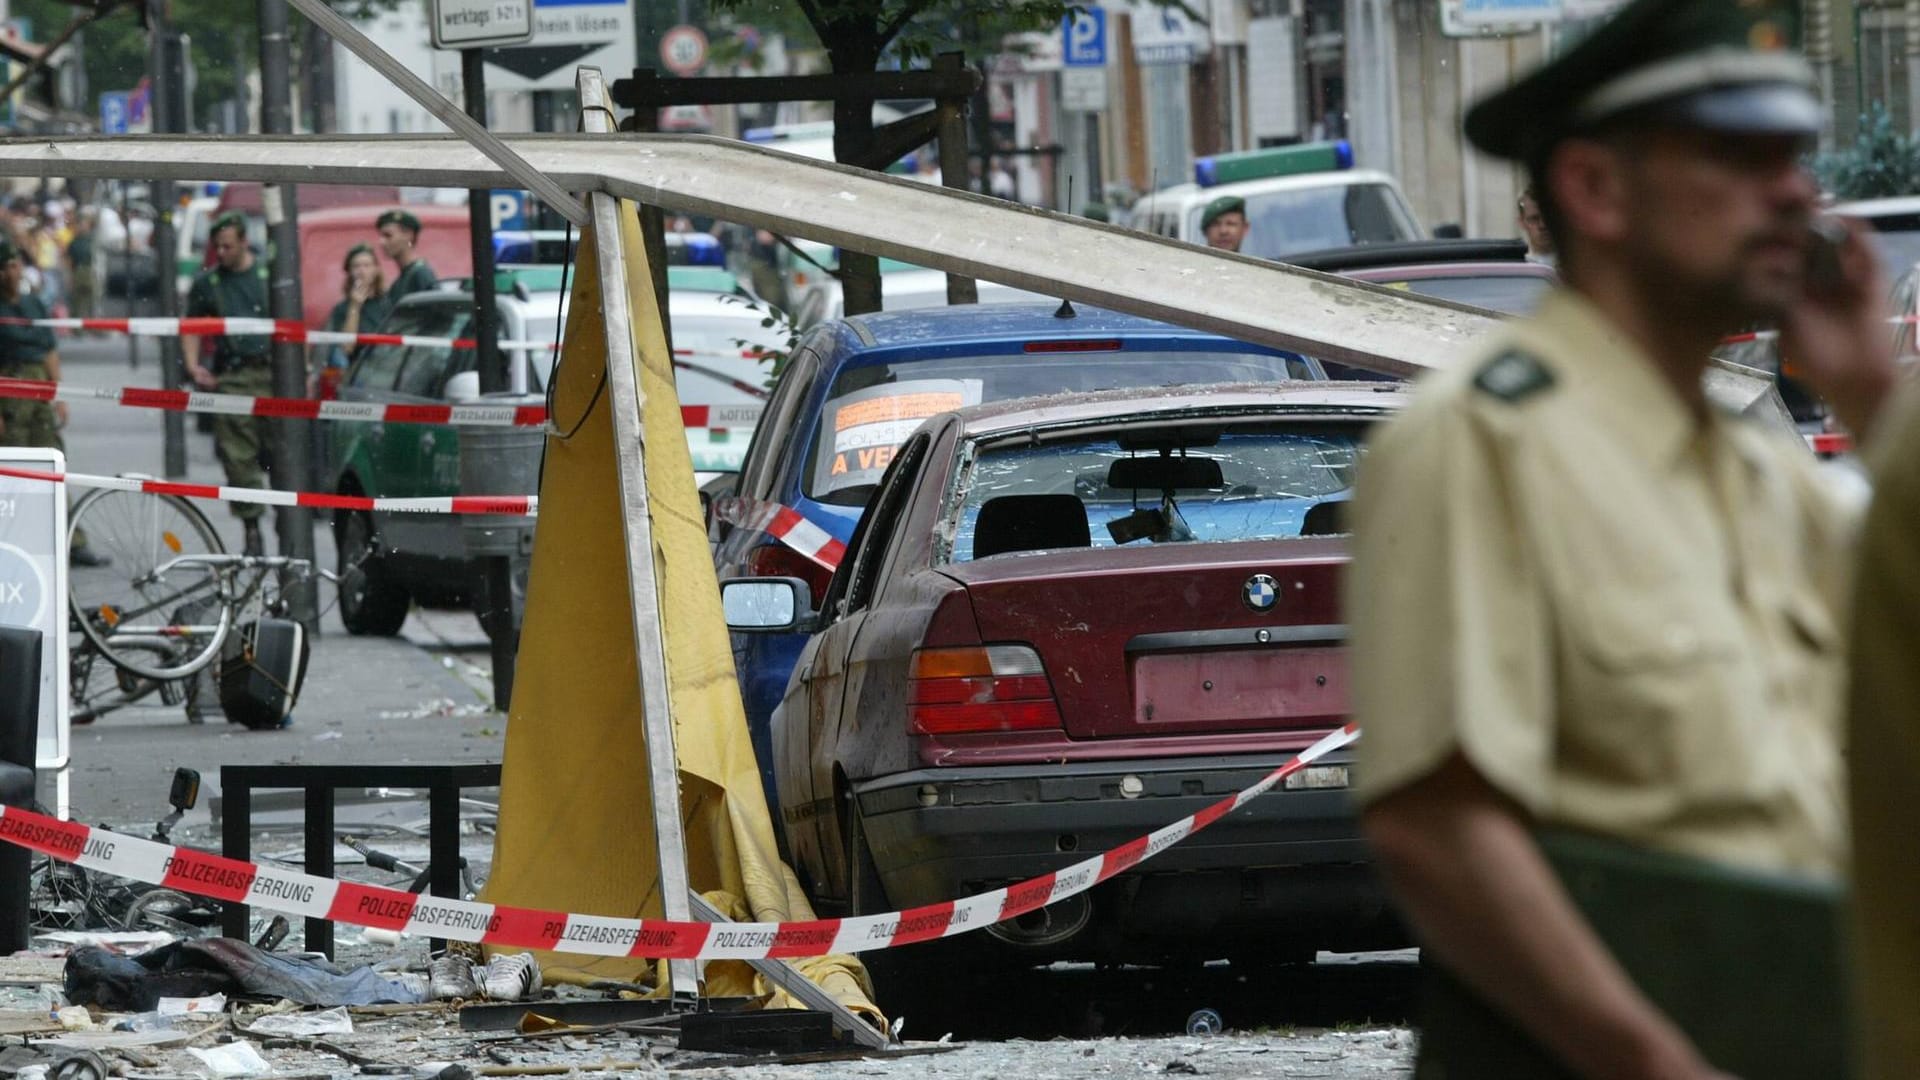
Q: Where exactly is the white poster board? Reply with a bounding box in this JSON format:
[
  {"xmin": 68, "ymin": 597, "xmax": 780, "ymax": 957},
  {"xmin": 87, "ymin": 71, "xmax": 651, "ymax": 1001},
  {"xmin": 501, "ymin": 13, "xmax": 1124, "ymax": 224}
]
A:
[{"xmin": 0, "ymin": 449, "xmax": 68, "ymax": 779}]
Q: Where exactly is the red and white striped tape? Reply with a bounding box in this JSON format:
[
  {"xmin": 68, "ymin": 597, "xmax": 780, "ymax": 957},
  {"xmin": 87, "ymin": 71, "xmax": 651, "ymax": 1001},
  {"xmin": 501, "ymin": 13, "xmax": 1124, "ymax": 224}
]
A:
[
  {"xmin": 1721, "ymin": 312, "xmax": 1920, "ymax": 346},
  {"xmin": 711, "ymin": 495, "xmax": 847, "ymax": 571},
  {"xmin": 0, "ymin": 316, "xmax": 554, "ymax": 353},
  {"xmin": 0, "ymin": 464, "xmax": 535, "ymax": 517},
  {"xmin": 0, "ymin": 378, "xmax": 763, "ymax": 433},
  {"xmin": 0, "ymin": 377, "xmax": 549, "ymax": 428},
  {"xmin": 0, "ymin": 725, "xmax": 1356, "ymax": 958}
]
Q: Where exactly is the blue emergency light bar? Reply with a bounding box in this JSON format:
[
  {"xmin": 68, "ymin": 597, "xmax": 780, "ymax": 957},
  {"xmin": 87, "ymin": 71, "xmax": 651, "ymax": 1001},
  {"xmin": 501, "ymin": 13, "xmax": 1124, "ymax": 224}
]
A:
[{"xmin": 1195, "ymin": 140, "xmax": 1355, "ymax": 188}]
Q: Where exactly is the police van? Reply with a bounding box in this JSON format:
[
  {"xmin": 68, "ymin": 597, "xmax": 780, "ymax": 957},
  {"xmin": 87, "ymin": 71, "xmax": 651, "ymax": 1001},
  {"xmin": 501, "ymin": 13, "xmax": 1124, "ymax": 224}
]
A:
[{"xmin": 1131, "ymin": 141, "xmax": 1425, "ymax": 260}]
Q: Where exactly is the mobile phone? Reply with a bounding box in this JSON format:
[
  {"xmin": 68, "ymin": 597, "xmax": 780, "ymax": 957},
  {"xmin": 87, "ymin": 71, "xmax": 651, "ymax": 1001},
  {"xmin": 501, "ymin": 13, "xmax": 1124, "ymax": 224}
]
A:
[{"xmin": 1806, "ymin": 218, "xmax": 1847, "ymax": 293}]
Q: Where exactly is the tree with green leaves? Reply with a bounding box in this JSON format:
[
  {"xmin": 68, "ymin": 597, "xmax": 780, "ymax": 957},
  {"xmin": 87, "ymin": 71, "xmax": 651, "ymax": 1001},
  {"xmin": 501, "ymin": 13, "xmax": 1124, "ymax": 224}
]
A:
[
  {"xmin": 1815, "ymin": 101, "xmax": 1920, "ymax": 201},
  {"xmin": 706, "ymin": 1, "xmax": 1090, "ymax": 313},
  {"xmin": 11, "ymin": 0, "xmax": 396, "ymax": 133}
]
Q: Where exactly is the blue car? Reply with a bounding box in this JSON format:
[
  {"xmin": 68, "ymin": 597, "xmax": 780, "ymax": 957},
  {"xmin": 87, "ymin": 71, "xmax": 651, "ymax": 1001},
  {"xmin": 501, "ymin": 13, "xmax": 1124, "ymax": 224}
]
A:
[{"xmin": 709, "ymin": 302, "xmax": 1333, "ymax": 811}]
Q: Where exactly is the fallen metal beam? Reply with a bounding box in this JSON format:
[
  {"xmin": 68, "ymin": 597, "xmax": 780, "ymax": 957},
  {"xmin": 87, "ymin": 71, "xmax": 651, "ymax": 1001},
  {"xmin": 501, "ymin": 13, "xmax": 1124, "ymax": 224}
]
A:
[
  {"xmin": 688, "ymin": 893, "xmax": 890, "ymax": 1051},
  {"xmin": 0, "ymin": 132, "xmax": 1791, "ymax": 424},
  {"xmin": 0, "ymin": 133, "xmax": 1483, "ymax": 378}
]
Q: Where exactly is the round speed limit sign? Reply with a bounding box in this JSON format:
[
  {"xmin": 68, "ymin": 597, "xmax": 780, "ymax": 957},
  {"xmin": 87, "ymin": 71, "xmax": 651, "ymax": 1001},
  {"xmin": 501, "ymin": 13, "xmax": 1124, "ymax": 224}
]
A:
[{"xmin": 660, "ymin": 25, "xmax": 709, "ymax": 76}]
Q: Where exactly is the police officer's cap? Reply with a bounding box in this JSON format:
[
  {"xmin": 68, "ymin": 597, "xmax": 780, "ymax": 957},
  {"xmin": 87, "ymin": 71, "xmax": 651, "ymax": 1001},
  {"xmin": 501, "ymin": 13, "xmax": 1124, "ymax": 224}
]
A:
[
  {"xmin": 1201, "ymin": 195, "xmax": 1246, "ymax": 231},
  {"xmin": 376, "ymin": 209, "xmax": 422, "ymax": 235},
  {"xmin": 1464, "ymin": 0, "xmax": 1820, "ymax": 163},
  {"xmin": 210, "ymin": 211, "xmax": 248, "ymax": 239},
  {"xmin": 1081, "ymin": 201, "xmax": 1110, "ymax": 223}
]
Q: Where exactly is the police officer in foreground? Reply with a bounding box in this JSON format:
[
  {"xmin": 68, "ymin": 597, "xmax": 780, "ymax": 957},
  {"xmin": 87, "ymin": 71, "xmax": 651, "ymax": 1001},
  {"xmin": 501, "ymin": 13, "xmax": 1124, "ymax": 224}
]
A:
[
  {"xmin": 1347, "ymin": 1, "xmax": 1895, "ymax": 1077},
  {"xmin": 376, "ymin": 209, "xmax": 436, "ymax": 307},
  {"xmin": 1200, "ymin": 195, "xmax": 1248, "ymax": 253},
  {"xmin": 183, "ymin": 213, "xmax": 275, "ymax": 557},
  {"xmin": 0, "ymin": 238, "xmax": 107, "ymax": 566}
]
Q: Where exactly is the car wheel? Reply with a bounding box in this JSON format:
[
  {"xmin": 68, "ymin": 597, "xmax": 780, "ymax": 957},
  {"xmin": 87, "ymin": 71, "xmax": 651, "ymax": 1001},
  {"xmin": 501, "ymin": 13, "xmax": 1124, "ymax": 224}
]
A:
[{"xmin": 336, "ymin": 511, "xmax": 409, "ymax": 636}]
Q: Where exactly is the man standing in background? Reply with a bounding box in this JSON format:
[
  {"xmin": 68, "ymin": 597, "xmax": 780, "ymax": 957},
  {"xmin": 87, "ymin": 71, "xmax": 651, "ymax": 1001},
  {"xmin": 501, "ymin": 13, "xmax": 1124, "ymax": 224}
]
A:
[
  {"xmin": 182, "ymin": 213, "xmax": 275, "ymax": 556},
  {"xmin": 377, "ymin": 209, "xmax": 436, "ymax": 308}
]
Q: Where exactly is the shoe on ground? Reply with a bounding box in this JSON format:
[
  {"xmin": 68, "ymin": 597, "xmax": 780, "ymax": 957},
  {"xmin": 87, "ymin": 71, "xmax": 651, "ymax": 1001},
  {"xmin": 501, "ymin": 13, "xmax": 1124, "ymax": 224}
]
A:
[
  {"xmin": 427, "ymin": 954, "xmax": 479, "ymax": 1001},
  {"xmin": 479, "ymin": 953, "xmax": 542, "ymax": 1002},
  {"xmin": 242, "ymin": 523, "xmax": 264, "ymax": 557},
  {"xmin": 69, "ymin": 545, "xmax": 111, "ymax": 568}
]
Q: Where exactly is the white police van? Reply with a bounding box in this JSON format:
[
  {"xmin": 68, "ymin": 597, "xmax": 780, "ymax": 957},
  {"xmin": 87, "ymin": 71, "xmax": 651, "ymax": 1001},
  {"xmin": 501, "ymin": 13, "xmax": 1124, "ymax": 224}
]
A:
[{"xmin": 1131, "ymin": 141, "xmax": 1425, "ymax": 260}]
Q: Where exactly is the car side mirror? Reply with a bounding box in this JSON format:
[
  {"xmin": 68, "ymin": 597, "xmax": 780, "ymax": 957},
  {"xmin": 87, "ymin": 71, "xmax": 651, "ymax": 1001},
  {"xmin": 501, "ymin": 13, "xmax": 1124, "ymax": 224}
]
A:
[
  {"xmin": 444, "ymin": 369, "xmax": 482, "ymax": 403},
  {"xmin": 722, "ymin": 577, "xmax": 815, "ymax": 632}
]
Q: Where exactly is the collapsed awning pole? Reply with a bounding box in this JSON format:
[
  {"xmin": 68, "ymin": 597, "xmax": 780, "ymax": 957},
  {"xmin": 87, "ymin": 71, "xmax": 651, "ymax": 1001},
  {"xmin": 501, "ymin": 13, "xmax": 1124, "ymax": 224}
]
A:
[
  {"xmin": 280, "ymin": 0, "xmax": 588, "ymax": 227},
  {"xmin": 576, "ymin": 68, "xmax": 702, "ymax": 1009}
]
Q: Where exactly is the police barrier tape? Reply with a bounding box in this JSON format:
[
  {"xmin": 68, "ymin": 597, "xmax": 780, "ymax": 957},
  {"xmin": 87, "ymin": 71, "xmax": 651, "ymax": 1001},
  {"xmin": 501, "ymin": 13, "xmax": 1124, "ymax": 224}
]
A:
[
  {"xmin": 0, "ymin": 315, "xmax": 556, "ymax": 353},
  {"xmin": 0, "ymin": 724, "xmax": 1358, "ymax": 958},
  {"xmin": 0, "ymin": 379, "xmax": 764, "ymax": 432},
  {"xmin": 0, "ymin": 464, "xmax": 535, "ymax": 517},
  {"xmin": 710, "ymin": 494, "xmax": 847, "ymax": 571}
]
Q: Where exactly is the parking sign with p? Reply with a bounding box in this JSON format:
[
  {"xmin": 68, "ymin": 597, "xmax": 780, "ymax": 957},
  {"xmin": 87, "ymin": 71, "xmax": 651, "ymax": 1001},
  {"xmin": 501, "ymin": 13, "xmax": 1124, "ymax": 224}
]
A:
[{"xmin": 1063, "ymin": 7, "xmax": 1107, "ymax": 67}]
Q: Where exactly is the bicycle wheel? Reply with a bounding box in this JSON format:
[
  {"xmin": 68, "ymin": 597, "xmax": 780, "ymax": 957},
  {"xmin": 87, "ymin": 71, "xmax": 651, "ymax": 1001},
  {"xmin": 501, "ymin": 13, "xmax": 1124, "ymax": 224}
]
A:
[
  {"xmin": 68, "ymin": 489, "xmax": 230, "ymax": 682},
  {"xmin": 69, "ymin": 640, "xmax": 168, "ymax": 724}
]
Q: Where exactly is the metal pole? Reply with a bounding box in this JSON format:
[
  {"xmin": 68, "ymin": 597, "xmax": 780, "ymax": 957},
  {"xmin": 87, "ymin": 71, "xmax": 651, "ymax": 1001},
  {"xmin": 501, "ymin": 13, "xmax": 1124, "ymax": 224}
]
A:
[
  {"xmin": 578, "ymin": 67, "xmax": 700, "ymax": 1007},
  {"xmin": 146, "ymin": 0, "xmax": 185, "ymax": 477},
  {"xmin": 258, "ymin": 0, "xmax": 318, "ymax": 629},
  {"xmin": 464, "ymin": 47, "xmax": 516, "ymax": 712},
  {"xmin": 934, "ymin": 53, "xmax": 978, "ymax": 306}
]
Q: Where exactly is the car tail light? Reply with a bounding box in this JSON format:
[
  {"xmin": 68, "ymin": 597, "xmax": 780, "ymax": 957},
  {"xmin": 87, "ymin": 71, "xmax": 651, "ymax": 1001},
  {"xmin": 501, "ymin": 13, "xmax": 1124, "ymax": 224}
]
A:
[
  {"xmin": 748, "ymin": 543, "xmax": 833, "ymax": 609},
  {"xmin": 1022, "ymin": 339, "xmax": 1122, "ymax": 353},
  {"xmin": 316, "ymin": 366, "xmax": 345, "ymax": 402},
  {"xmin": 908, "ymin": 645, "xmax": 1061, "ymax": 735}
]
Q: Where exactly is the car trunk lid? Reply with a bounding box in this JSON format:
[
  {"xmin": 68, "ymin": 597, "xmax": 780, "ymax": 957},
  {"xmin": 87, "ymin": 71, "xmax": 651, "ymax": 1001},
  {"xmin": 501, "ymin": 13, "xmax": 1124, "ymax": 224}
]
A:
[{"xmin": 938, "ymin": 540, "xmax": 1347, "ymax": 739}]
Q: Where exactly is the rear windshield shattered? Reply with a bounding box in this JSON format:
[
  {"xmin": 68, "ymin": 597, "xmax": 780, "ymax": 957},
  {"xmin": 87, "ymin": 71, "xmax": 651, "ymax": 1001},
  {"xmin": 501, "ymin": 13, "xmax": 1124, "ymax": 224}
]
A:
[
  {"xmin": 805, "ymin": 351, "xmax": 1300, "ymax": 504},
  {"xmin": 946, "ymin": 426, "xmax": 1367, "ymax": 563}
]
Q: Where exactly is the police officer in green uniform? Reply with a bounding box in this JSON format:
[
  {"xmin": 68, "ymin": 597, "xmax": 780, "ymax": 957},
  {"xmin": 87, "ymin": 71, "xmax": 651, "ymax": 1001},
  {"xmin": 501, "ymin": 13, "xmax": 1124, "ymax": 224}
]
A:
[
  {"xmin": 1347, "ymin": 1, "xmax": 1897, "ymax": 1078},
  {"xmin": 183, "ymin": 212, "xmax": 275, "ymax": 556},
  {"xmin": 0, "ymin": 238, "xmax": 106, "ymax": 565},
  {"xmin": 376, "ymin": 209, "xmax": 435, "ymax": 309},
  {"xmin": 1199, "ymin": 195, "xmax": 1247, "ymax": 253}
]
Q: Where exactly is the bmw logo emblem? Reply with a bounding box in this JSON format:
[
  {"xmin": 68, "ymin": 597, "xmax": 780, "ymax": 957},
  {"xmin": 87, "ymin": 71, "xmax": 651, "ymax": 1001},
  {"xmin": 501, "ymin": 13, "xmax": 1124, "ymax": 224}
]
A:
[{"xmin": 1243, "ymin": 574, "xmax": 1279, "ymax": 612}]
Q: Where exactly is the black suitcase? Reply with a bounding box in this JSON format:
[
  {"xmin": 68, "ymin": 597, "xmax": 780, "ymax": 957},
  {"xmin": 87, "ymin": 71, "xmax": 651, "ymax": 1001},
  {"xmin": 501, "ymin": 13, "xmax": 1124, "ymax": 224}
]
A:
[{"xmin": 218, "ymin": 618, "xmax": 309, "ymax": 730}]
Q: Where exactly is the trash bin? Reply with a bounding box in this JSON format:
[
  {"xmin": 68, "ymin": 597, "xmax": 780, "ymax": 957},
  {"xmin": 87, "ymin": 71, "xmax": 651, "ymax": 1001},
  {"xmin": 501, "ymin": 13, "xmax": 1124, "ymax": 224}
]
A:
[{"xmin": 458, "ymin": 396, "xmax": 544, "ymax": 635}]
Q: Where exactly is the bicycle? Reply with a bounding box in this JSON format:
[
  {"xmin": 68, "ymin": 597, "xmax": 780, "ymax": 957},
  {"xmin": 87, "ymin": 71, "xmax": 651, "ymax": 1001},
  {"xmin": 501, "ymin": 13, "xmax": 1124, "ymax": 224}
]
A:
[{"xmin": 65, "ymin": 487, "xmax": 329, "ymax": 724}]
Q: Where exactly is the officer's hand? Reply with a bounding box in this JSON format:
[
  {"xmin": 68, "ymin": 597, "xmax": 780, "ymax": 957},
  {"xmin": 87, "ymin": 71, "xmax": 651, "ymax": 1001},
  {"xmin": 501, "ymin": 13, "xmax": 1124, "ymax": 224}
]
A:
[
  {"xmin": 187, "ymin": 365, "xmax": 217, "ymax": 391},
  {"xmin": 1780, "ymin": 216, "xmax": 1898, "ymax": 441},
  {"xmin": 53, "ymin": 401, "xmax": 67, "ymax": 429}
]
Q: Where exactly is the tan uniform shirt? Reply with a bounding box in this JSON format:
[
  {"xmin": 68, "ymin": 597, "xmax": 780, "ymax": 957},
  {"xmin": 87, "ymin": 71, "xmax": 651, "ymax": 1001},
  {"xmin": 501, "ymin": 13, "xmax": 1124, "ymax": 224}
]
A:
[
  {"xmin": 1350, "ymin": 289, "xmax": 1850, "ymax": 879},
  {"xmin": 1846, "ymin": 384, "xmax": 1920, "ymax": 1080}
]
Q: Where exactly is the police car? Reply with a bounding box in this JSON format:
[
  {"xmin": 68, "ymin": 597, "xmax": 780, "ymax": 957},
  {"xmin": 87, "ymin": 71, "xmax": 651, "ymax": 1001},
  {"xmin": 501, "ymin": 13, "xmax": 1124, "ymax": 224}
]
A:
[{"xmin": 1130, "ymin": 141, "xmax": 1425, "ymax": 260}]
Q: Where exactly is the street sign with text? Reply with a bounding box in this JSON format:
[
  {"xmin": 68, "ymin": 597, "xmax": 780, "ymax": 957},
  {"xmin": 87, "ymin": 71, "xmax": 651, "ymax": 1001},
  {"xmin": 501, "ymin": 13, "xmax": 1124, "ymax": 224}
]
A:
[
  {"xmin": 1061, "ymin": 66, "xmax": 1108, "ymax": 111},
  {"xmin": 431, "ymin": 0, "xmax": 536, "ymax": 50}
]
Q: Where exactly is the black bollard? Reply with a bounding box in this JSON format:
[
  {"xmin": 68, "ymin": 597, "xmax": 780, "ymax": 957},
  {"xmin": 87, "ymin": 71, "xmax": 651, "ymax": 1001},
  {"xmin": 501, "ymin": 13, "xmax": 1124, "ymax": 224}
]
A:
[{"xmin": 0, "ymin": 627, "xmax": 41, "ymax": 954}]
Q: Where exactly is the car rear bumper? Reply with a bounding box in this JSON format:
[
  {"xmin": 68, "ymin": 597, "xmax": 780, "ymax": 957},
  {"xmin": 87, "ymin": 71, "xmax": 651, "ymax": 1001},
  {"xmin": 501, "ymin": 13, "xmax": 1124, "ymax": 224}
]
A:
[{"xmin": 853, "ymin": 750, "xmax": 1403, "ymax": 957}]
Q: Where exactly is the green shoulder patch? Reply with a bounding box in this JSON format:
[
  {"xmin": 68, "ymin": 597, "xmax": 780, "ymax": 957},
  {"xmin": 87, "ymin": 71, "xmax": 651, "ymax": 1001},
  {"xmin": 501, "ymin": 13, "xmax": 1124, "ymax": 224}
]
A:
[{"xmin": 1472, "ymin": 349, "xmax": 1556, "ymax": 403}]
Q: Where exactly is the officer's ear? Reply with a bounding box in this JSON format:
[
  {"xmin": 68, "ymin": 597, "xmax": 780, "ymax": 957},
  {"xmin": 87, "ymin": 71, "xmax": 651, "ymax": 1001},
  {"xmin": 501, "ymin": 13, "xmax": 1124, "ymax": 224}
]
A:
[{"xmin": 1545, "ymin": 136, "xmax": 1633, "ymax": 250}]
